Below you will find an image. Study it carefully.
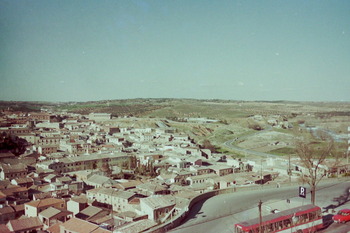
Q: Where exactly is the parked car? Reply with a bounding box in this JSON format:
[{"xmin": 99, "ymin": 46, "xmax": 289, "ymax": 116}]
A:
[{"xmin": 333, "ymin": 209, "xmax": 350, "ymax": 223}]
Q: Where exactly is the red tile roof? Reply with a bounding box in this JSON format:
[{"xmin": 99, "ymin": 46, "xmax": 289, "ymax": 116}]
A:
[
  {"xmin": 25, "ymin": 198, "xmax": 64, "ymax": 208},
  {"xmin": 46, "ymin": 222, "xmax": 61, "ymax": 233},
  {"xmin": 6, "ymin": 216, "xmax": 43, "ymax": 232},
  {"xmin": 60, "ymin": 218, "xmax": 100, "ymax": 233},
  {"xmin": 0, "ymin": 224, "xmax": 11, "ymax": 233}
]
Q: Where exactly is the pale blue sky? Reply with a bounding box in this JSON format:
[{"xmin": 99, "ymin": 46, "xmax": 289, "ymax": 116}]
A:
[{"xmin": 1, "ymin": 0, "xmax": 349, "ymax": 102}]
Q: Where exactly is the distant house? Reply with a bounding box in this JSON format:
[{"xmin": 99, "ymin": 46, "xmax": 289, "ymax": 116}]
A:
[
  {"xmin": 6, "ymin": 216, "xmax": 44, "ymax": 233},
  {"xmin": 0, "ymin": 163, "xmax": 28, "ymax": 180},
  {"xmin": 68, "ymin": 181, "xmax": 85, "ymax": 195},
  {"xmin": 88, "ymin": 113, "xmax": 112, "ymax": 121},
  {"xmin": 209, "ymin": 165, "xmax": 234, "ymax": 176},
  {"xmin": 37, "ymin": 145, "xmax": 58, "ymax": 155},
  {"xmin": 213, "ymin": 174, "xmax": 238, "ymax": 189},
  {"xmin": 59, "ymin": 217, "xmax": 111, "ymax": 233},
  {"xmin": 136, "ymin": 182, "xmax": 169, "ymax": 195},
  {"xmin": 0, "ymin": 152, "xmax": 16, "ymax": 162},
  {"xmin": 187, "ymin": 157, "xmax": 202, "ymax": 167},
  {"xmin": 140, "ymin": 195, "xmax": 176, "ymax": 223},
  {"xmin": 9, "ymin": 204, "xmax": 25, "ymax": 219},
  {"xmin": 36, "ymin": 137, "xmax": 61, "ymax": 147},
  {"xmin": 38, "ymin": 207, "xmax": 73, "ymax": 229},
  {"xmin": 43, "ymin": 174, "xmax": 57, "ymax": 183},
  {"xmin": 11, "ymin": 177, "xmax": 34, "ymax": 188},
  {"xmin": 0, "ymin": 224, "xmax": 11, "ymax": 233},
  {"xmin": 24, "ymin": 198, "xmax": 66, "ymax": 217},
  {"xmin": 75, "ymin": 206, "xmax": 107, "ymax": 221},
  {"xmin": 86, "ymin": 188, "xmax": 137, "ymax": 212},
  {"xmin": 56, "ymin": 176, "xmax": 72, "ymax": 185},
  {"xmin": 174, "ymin": 171, "xmax": 193, "ymax": 186},
  {"xmin": 49, "ymin": 182, "xmax": 67, "ymax": 191},
  {"xmin": 0, "ymin": 206, "xmax": 15, "ymax": 224},
  {"xmin": 190, "ymin": 182, "xmax": 214, "ymax": 193},
  {"xmin": 84, "ymin": 174, "xmax": 115, "ymax": 188},
  {"xmin": 186, "ymin": 173, "xmax": 219, "ymax": 186},
  {"xmin": 189, "ymin": 166, "xmax": 212, "ymax": 176},
  {"xmin": 67, "ymin": 196, "xmax": 88, "ymax": 215},
  {"xmin": 0, "ymin": 185, "xmax": 29, "ymax": 204},
  {"xmin": 114, "ymin": 219, "xmax": 157, "ymax": 233},
  {"xmin": 113, "ymin": 180, "xmax": 143, "ymax": 190},
  {"xmin": 29, "ymin": 112, "xmax": 52, "ymax": 122},
  {"xmin": 32, "ymin": 192, "xmax": 53, "ymax": 201},
  {"xmin": 156, "ymin": 173, "xmax": 177, "ymax": 184}
]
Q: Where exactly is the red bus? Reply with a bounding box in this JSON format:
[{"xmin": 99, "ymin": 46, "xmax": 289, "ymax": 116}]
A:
[{"xmin": 234, "ymin": 204, "xmax": 323, "ymax": 233}]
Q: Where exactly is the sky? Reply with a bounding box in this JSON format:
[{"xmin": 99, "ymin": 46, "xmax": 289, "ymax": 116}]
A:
[{"xmin": 1, "ymin": 0, "xmax": 350, "ymax": 102}]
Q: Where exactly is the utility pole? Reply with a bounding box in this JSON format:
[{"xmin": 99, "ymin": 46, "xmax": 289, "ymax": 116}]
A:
[
  {"xmin": 258, "ymin": 200, "xmax": 263, "ymax": 233},
  {"xmin": 111, "ymin": 188, "xmax": 116, "ymax": 231},
  {"xmin": 347, "ymin": 126, "xmax": 350, "ymax": 164},
  {"xmin": 288, "ymin": 154, "xmax": 291, "ymax": 183},
  {"xmin": 260, "ymin": 159, "xmax": 263, "ymax": 186}
]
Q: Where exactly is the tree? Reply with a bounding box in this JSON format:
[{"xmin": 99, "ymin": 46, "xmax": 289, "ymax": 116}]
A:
[
  {"xmin": 0, "ymin": 134, "xmax": 28, "ymax": 156},
  {"xmin": 295, "ymin": 138, "xmax": 334, "ymax": 205}
]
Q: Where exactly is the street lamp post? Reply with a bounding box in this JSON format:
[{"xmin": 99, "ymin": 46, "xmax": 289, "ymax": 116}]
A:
[
  {"xmin": 258, "ymin": 200, "xmax": 263, "ymax": 233},
  {"xmin": 288, "ymin": 154, "xmax": 292, "ymax": 183},
  {"xmin": 260, "ymin": 159, "xmax": 263, "ymax": 187}
]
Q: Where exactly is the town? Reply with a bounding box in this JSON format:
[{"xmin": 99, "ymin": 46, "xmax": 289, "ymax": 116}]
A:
[{"xmin": 0, "ymin": 105, "xmax": 348, "ymax": 233}]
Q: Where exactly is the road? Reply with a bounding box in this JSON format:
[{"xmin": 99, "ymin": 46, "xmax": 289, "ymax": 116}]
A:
[
  {"xmin": 223, "ymin": 126, "xmax": 280, "ymax": 158},
  {"xmin": 171, "ymin": 180, "xmax": 350, "ymax": 233}
]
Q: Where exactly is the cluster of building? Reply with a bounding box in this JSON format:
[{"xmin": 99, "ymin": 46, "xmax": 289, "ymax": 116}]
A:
[{"xmin": 0, "ymin": 109, "xmax": 345, "ymax": 232}]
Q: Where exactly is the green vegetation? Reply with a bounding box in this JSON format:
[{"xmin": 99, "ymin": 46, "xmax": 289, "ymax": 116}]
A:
[
  {"xmin": 0, "ymin": 101, "xmax": 42, "ymax": 112},
  {"xmin": 0, "ymin": 134, "xmax": 29, "ymax": 156},
  {"xmin": 268, "ymin": 147, "xmax": 296, "ymax": 156}
]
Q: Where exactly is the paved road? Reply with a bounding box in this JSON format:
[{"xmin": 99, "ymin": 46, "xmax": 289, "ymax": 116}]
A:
[{"xmin": 171, "ymin": 180, "xmax": 350, "ymax": 233}]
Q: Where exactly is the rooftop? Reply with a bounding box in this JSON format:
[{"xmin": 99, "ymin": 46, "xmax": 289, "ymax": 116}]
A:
[
  {"xmin": 39, "ymin": 207, "xmax": 72, "ymax": 219},
  {"xmin": 141, "ymin": 195, "xmax": 176, "ymax": 209},
  {"xmin": 7, "ymin": 216, "xmax": 43, "ymax": 232},
  {"xmin": 0, "ymin": 163, "xmax": 27, "ymax": 173},
  {"xmin": 59, "ymin": 217, "xmax": 101, "ymax": 233},
  {"xmin": 25, "ymin": 198, "xmax": 64, "ymax": 208},
  {"xmin": 76, "ymin": 206, "xmax": 104, "ymax": 220}
]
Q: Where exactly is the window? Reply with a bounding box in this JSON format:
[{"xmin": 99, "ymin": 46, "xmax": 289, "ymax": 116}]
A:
[
  {"xmin": 276, "ymin": 220, "xmax": 283, "ymax": 230},
  {"xmin": 299, "ymin": 213, "xmax": 309, "ymax": 222},
  {"xmin": 283, "ymin": 218, "xmax": 291, "ymax": 227}
]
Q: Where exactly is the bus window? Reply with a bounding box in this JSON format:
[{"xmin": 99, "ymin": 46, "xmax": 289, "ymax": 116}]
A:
[
  {"xmin": 298, "ymin": 214, "xmax": 308, "ymax": 223},
  {"xmin": 276, "ymin": 221, "xmax": 283, "ymax": 230},
  {"xmin": 283, "ymin": 218, "xmax": 291, "ymax": 227},
  {"xmin": 254, "ymin": 226, "xmax": 264, "ymax": 233},
  {"xmin": 309, "ymin": 211, "xmax": 316, "ymax": 220},
  {"xmin": 266, "ymin": 223, "xmax": 273, "ymax": 232}
]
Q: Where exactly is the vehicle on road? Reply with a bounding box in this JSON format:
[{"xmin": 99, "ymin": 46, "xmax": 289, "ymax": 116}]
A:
[
  {"xmin": 234, "ymin": 204, "xmax": 323, "ymax": 233},
  {"xmin": 332, "ymin": 209, "xmax": 350, "ymax": 223}
]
